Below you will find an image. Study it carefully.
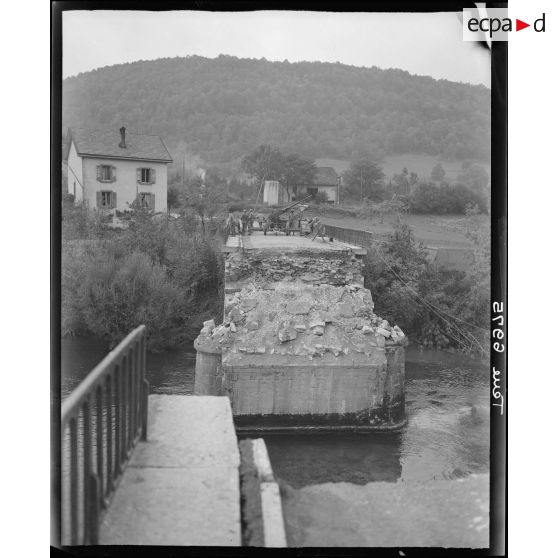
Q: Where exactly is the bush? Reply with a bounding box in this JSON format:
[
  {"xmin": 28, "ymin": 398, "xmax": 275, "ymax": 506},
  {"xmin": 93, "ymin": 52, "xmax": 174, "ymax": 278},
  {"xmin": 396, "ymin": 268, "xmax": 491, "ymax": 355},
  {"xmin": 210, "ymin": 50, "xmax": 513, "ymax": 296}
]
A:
[
  {"xmin": 61, "ymin": 208, "xmax": 224, "ymax": 351},
  {"xmin": 409, "ymin": 182, "xmax": 487, "ymax": 214},
  {"xmin": 80, "ymin": 251, "xmax": 187, "ymax": 349},
  {"xmin": 363, "ymin": 222, "xmax": 489, "ymax": 355},
  {"xmin": 313, "ymin": 191, "xmax": 330, "ymax": 204}
]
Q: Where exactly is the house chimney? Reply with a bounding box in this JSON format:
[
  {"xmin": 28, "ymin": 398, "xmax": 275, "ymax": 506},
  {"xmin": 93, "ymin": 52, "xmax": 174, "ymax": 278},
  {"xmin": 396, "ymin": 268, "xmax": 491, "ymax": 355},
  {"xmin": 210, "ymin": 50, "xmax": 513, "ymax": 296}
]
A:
[{"xmin": 119, "ymin": 126, "xmax": 126, "ymax": 148}]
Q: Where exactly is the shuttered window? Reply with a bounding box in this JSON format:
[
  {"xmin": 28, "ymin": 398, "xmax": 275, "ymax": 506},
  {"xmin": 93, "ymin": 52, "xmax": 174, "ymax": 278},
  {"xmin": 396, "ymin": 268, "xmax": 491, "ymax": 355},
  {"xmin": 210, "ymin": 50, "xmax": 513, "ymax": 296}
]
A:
[
  {"xmin": 139, "ymin": 192, "xmax": 155, "ymax": 210},
  {"xmin": 137, "ymin": 168, "xmax": 156, "ymax": 184},
  {"xmin": 97, "ymin": 191, "xmax": 116, "ymax": 209},
  {"xmin": 96, "ymin": 165, "xmax": 116, "ymax": 182}
]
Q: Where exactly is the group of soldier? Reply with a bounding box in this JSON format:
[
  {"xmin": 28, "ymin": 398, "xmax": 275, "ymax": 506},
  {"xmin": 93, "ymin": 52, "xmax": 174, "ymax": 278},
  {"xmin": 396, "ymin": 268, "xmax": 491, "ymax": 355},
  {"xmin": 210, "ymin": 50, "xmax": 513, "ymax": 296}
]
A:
[
  {"xmin": 225, "ymin": 207, "xmax": 327, "ymax": 241},
  {"xmin": 225, "ymin": 209, "xmax": 260, "ymax": 236}
]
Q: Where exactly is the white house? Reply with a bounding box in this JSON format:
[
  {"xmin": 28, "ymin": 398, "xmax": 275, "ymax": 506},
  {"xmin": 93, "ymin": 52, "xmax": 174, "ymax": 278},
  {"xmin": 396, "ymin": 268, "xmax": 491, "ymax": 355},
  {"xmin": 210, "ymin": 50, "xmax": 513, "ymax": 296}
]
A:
[{"xmin": 64, "ymin": 126, "xmax": 173, "ymax": 213}]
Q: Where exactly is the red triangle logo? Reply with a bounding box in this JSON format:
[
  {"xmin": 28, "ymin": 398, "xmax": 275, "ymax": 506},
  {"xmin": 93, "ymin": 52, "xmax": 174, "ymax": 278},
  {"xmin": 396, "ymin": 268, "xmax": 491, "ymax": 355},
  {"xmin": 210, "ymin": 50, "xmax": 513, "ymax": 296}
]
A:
[{"xmin": 516, "ymin": 19, "xmax": 530, "ymax": 31}]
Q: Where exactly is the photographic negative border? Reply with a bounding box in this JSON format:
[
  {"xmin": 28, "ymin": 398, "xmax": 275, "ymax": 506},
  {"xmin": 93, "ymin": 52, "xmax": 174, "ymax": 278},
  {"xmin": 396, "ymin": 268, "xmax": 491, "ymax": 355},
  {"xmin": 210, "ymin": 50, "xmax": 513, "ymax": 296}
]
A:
[{"xmin": 51, "ymin": 1, "xmax": 507, "ymax": 555}]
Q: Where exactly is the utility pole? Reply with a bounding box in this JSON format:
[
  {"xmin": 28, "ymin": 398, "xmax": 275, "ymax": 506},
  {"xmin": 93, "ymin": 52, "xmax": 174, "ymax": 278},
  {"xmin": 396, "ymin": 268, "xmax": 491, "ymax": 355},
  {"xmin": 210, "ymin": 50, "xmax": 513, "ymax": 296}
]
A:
[{"xmin": 337, "ymin": 175, "xmax": 341, "ymax": 205}]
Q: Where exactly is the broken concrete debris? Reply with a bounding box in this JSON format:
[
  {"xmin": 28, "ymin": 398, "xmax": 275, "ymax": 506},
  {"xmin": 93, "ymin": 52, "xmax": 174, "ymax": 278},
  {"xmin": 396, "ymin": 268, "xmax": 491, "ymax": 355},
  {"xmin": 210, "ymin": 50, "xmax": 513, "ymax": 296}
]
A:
[
  {"xmin": 278, "ymin": 326, "xmax": 298, "ymax": 343},
  {"xmin": 196, "ymin": 282, "xmax": 406, "ymax": 359}
]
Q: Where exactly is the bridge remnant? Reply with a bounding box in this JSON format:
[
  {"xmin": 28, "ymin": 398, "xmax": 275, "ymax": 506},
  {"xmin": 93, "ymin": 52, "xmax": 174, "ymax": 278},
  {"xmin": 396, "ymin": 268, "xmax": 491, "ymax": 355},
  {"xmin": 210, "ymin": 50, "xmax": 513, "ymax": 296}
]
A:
[{"xmin": 195, "ymin": 232, "xmax": 406, "ymax": 432}]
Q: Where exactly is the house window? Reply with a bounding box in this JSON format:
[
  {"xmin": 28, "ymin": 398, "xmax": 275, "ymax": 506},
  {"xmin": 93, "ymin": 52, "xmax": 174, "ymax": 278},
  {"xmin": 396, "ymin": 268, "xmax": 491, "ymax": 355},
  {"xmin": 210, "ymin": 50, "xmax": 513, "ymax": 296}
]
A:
[
  {"xmin": 98, "ymin": 191, "xmax": 115, "ymax": 208},
  {"xmin": 137, "ymin": 167, "xmax": 156, "ymax": 184},
  {"xmin": 96, "ymin": 165, "xmax": 116, "ymax": 183},
  {"xmin": 141, "ymin": 168, "xmax": 151, "ymax": 183},
  {"xmin": 101, "ymin": 165, "xmax": 112, "ymax": 180},
  {"xmin": 139, "ymin": 193, "xmax": 154, "ymax": 209}
]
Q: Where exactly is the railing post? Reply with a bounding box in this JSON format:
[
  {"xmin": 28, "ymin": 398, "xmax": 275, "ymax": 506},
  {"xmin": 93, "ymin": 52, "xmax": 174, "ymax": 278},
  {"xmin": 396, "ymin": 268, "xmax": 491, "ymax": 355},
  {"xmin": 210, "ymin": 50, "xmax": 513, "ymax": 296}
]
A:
[
  {"xmin": 83, "ymin": 400, "xmax": 92, "ymax": 545},
  {"xmin": 105, "ymin": 375, "xmax": 113, "ymax": 498},
  {"xmin": 87, "ymin": 473, "xmax": 100, "ymax": 545},
  {"xmin": 114, "ymin": 368, "xmax": 121, "ymax": 476},
  {"xmin": 69, "ymin": 418, "xmax": 78, "ymax": 546},
  {"xmin": 141, "ymin": 332, "xmax": 148, "ymax": 441},
  {"xmin": 95, "ymin": 386, "xmax": 104, "ymax": 509},
  {"xmin": 141, "ymin": 379, "xmax": 149, "ymax": 441}
]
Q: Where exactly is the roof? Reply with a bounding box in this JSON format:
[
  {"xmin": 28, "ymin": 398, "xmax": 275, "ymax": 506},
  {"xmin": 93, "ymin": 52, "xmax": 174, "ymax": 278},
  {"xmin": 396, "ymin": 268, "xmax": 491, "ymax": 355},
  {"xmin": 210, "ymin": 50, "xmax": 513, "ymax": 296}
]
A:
[
  {"xmin": 314, "ymin": 166, "xmax": 338, "ymax": 186},
  {"xmin": 67, "ymin": 127, "xmax": 173, "ymax": 162}
]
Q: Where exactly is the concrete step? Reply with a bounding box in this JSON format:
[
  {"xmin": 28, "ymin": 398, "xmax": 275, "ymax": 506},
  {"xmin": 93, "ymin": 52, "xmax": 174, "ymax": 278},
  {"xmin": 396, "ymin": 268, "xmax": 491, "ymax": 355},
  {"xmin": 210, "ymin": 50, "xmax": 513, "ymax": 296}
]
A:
[{"xmin": 99, "ymin": 395, "xmax": 241, "ymax": 546}]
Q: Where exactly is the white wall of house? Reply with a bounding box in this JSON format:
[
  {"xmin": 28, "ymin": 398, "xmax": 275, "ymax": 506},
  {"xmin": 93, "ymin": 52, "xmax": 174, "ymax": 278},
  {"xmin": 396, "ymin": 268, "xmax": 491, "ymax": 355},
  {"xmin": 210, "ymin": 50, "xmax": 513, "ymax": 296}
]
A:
[
  {"xmin": 67, "ymin": 141, "xmax": 84, "ymax": 203},
  {"xmin": 263, "ymin": 181, "xmax": 280, "ymax": 205},
  {"xmin": 82, "ymin": 156, "xmax": 168, "ymax": 212}
]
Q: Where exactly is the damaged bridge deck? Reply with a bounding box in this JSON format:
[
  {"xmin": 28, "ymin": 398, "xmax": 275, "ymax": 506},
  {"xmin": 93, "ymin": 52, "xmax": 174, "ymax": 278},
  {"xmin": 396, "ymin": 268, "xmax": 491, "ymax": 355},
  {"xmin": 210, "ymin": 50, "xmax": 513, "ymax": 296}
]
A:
[{"xmin": 224, "ymin": 230, "xmax": 367, "ymax": 255}]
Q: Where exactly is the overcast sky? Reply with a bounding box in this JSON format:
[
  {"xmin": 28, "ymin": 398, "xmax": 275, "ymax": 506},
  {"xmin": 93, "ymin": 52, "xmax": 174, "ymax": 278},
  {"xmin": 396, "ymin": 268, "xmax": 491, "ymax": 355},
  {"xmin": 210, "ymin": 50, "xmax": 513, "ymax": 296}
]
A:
[{"xmin": 63, "ymin": 10, "xmax": 490, "ymax": 86}]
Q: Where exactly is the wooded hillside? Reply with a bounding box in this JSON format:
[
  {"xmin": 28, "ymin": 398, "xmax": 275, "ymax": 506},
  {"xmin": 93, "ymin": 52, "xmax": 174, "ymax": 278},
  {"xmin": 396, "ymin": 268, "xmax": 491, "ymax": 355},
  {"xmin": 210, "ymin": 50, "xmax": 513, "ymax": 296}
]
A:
[{"xmin": 63, "ymin": 55, "xmax": 490, "ymax": 166}]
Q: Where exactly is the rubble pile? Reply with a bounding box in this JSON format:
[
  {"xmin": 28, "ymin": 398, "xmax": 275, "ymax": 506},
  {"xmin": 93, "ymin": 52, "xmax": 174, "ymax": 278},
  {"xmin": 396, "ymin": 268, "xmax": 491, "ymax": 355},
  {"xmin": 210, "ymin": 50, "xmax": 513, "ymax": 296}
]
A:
[
  {"xmin": 196, "ymin": 283, "xmax": 406, "ymax": 362},
  {"xmin": 225, "ymin": 250, "xmax": 364, "ymax": 287}
]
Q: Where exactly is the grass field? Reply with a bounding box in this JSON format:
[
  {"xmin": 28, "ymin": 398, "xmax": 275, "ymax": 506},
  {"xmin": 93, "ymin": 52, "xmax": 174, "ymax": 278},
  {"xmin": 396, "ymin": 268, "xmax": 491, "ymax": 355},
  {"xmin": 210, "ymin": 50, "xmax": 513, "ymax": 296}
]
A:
[
  {"xmin": 316, "ymin": 154, "xmax": 490, "ymax": 183},
  {"xmin": 308, "ymin": 211, "xmax": 487, "ymax": 250}
]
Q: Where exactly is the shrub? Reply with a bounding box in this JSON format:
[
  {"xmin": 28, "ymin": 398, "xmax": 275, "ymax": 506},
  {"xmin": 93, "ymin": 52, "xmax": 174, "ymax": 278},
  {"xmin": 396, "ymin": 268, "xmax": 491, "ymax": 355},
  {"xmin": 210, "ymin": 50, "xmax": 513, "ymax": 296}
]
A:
[
  {"xmin": 313, "ymin": 191, "xmax": 330, "ymax": 204},
  {"xmin": 61, "ymin": 209, "xmax": 225, "ymax": 351},
  {"xmin": 363, "ymin": 222, "xmax": 488, "ymax": 355},
  {"xmin": 80, "ymin": 251, "xmax": 187, "ymax": 349},
  {"xmin": 409, "ymin": 182, "xmax": 487, "ymax": 214}
]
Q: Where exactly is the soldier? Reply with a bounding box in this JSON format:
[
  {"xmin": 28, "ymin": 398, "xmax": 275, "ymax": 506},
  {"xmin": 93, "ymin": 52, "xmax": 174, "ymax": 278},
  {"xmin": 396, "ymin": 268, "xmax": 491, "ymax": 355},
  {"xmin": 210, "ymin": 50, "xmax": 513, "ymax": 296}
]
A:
[
  {"xmin": 262, "ymin": 216, "xmax": 270, "ymax": 236},
  {"xmin": 247, "ymin": 209, "xmax": 255, "ymax": 234},
  {"xmin": 307, "ymin": 217, "xmax": 315, "ymax": 234},
  {"xmin": 241, "ymin": 210, "xmax": 249, "ymax": 235},
  {"xmin": 312, "ymin": 218, "xmax": 327, "ymax": 242},
  {"xmin": 226, "ymin": 213, "xmax": 236, "ymax": 236},
  {"xmin": 286, "ymin": 209, "xmax": 296, "ymax": 236}
]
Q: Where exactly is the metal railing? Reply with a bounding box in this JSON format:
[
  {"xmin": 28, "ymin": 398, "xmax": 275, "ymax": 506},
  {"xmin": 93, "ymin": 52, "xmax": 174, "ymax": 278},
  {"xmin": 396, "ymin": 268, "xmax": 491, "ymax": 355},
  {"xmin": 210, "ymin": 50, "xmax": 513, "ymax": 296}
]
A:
[
  {"xmin": 323, "ymin": 224, "xmax": 376, "ymax": 248},
  {"xmin": 61, "ymin": 325, "xmax": 148, "ymax": 545}
]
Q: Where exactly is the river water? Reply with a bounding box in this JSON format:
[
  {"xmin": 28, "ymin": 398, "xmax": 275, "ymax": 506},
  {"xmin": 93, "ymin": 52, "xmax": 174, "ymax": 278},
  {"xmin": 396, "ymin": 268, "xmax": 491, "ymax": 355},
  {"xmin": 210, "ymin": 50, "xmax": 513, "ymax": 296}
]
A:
[{"xmin": 61, "ymin": 338, "xmax": 489, "ymax": 487}]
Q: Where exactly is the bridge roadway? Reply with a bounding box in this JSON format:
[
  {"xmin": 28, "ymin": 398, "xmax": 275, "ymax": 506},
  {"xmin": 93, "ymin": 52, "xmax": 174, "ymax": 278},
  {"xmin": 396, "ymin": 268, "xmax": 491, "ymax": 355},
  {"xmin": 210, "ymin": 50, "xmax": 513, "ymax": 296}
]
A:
[
  {"xmin": 99, "ymin": 395, "xmax": 242, "ymax": 546},
  {"xmin": 225, "ymin": 230, "xmax": 366, "ymax": 253}
]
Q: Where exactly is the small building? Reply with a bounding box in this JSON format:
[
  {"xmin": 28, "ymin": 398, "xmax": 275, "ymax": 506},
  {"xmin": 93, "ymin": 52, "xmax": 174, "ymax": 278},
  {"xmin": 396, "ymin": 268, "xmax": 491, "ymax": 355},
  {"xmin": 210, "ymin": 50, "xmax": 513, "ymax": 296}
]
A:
[
  {"xmin": 300, "ymin": 166, "xmax": 340, "ymax": 204},
  {"xmin": 64, "ymin": 126, "xmax": 173, "ymax": 213},
  {"xmin": 262, "ymin": 166, "xmax": 341, "ymax": 206},
  {"xmin": 262, "ymin": 180, "xmax": 285, "ymax": 206}
]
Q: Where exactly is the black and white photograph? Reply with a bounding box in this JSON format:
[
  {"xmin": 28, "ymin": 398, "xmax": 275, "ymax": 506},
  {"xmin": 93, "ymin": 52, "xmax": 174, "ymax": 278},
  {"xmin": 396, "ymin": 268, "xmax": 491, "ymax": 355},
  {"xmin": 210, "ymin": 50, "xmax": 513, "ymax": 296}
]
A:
[{"xmin": 52, "ymin": 2, "xmax": 505, "ymax": 553}]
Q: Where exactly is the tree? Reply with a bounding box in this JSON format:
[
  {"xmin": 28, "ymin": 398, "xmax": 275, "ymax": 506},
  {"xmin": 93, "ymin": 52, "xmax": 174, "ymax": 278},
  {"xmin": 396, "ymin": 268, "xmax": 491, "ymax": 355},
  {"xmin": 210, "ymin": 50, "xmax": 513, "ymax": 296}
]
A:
[
  {"xmin": 167, "ymin": 185, "xmax": 181, "ymax": 210},
  {"xmin": 343, "ymin": 160, "xmax": 386, "ymax": 201},
  {"xmin": 278, "ymin": 154, "xmax": 317, "ymax": 200},
  {"xmin": 431, "ymin": 163, "xmax": 446, "ymax": 183},
  {"xmin": 392, "ymin": 167, "xmax": 416, "ymax": 196},
  {"xmin": 457, "ymin": 163, "xmax": 489, "ymax": 196},
  {"xmin": 181, "ymin": 176, "xmax": 226, "ymax": 232},
  {"xmin": 241, "ymin": 145, "xmax": 284, "ymax": 200},
  {"xmin": 409, "ymin": 182, "xmax": 443, "ymax": 213}
]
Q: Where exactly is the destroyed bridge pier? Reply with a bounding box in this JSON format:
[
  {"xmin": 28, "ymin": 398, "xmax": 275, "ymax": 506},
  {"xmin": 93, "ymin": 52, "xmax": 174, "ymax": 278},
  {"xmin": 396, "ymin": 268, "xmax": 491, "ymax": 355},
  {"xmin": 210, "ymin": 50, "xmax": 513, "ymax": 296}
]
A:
[{"xmin": 195, "ymin": 229, "xmax": 407, "ymax": 434}]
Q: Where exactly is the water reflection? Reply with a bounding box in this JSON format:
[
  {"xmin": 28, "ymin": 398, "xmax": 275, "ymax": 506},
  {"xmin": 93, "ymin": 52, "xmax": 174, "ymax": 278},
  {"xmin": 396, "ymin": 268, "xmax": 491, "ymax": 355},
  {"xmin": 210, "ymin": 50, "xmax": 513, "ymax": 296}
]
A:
[
  {"xmin": 60, "ymin": 339, "xmax": 489, "ymax": 488},
  {"xmin": 61, "ymin": 337, "xmax": 196, "ymax": 399},
  {"xmin": 264, "ymin": 349, "xmax": 489, "ymax": 486},
  {"xmin": 264, "ymin": 433, "xmax": 403, "ymax": 487}
]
